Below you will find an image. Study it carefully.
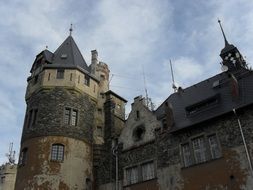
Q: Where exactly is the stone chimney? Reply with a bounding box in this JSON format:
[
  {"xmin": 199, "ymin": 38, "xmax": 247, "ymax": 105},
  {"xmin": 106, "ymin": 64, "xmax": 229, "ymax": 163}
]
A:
[
  {"xmin": 91, "ymin": 50, "xmax": 98, "ymax": 65},
  {"xmin": 90, "ymin": 50, "xmax": 98, "ymax": 74}
]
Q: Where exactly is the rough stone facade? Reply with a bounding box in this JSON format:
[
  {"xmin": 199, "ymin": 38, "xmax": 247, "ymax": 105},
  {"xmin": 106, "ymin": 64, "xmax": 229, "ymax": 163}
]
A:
[
  {"xmin": 14, "ymin": 29, "xmax": 253, "ymax": 190},
  {"xmin": 0, "ymin": 164, "xmax": 17, "ymax": 190},
  {"xmin": 156, "ymin": 105, "xmax": 253, "ymax": 189},
  {"xmin": 22, "ymin": 87, "xmax": 95, "ymax": 143}
]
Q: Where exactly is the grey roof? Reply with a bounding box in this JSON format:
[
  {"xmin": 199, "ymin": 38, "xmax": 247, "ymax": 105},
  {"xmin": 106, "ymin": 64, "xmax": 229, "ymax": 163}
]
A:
[
  {"xmin": 43, "ymin": 49, "xmax": 54, "ymax": 63},
  {"xmin": 105, "ymin": 90, "xmax": 128, "ymax": 102},
  {"xmin": 156, "ymin": 68, "xmax": 253, "ymax": 132},
  {"xmin": 52, "ymin": 36, "xmax": 88, "ymax": 71}
]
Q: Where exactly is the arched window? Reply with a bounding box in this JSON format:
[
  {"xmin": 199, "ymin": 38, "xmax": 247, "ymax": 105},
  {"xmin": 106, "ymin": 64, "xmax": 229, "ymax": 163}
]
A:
[{"xmin": 51, "ymin": 144, "xmax": 64, "ymax": 162}]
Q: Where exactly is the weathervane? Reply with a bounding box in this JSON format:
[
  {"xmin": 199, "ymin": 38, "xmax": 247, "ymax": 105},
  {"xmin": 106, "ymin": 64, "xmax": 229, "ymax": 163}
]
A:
[{"xmin": 69, "ymin": 23, "xmax": 73, "ymax": 36}]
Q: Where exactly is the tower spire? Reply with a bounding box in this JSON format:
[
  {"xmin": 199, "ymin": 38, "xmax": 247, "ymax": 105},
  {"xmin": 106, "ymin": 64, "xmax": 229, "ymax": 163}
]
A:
[
  {"xmin": 218, "ymin": 19, "xmax": 229, "ymax": 46},
  {"xmin": 69, "ymin": 23, "xmax": 73, "ymax": 36}
]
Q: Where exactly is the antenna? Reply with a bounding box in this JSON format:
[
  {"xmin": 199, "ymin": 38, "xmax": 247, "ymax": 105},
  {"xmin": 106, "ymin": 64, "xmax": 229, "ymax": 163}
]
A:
[
  {"xmin": 218, "ymin": 19, "xmax": 229, "ymax": 46},
  {"xmin": 6, "ymin": 142, "xmax": 15, "ymax": 164},
  {"xmin": 108, "ymin": 74, "xmax": 114, "ymax": 89},
  {"xmin": 142, "ymin": 65, "xmax": 149, "ymax": 107},
  {"xmin": 170, "ymin": 60, "xmax": 177, "ymax": 92}
]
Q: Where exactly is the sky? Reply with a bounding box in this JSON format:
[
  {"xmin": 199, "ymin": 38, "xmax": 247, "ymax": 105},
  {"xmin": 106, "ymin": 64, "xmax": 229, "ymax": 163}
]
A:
[{"xmin": 1, "ymin": 0, "xmax": 253, "ymax": 164}]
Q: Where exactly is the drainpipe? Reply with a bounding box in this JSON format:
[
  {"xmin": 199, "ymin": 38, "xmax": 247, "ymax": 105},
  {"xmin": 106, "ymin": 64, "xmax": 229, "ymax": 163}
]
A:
[
  {"xmin": 233, "ymin": 108, "xmax": 253, "ymax": 176},
  {"xmin": 112, "ymin": 140, "xmax": 119, "ymax": 190}
]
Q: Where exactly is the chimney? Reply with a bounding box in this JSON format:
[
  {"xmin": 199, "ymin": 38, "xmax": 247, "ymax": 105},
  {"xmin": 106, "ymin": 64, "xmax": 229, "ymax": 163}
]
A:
[{"xmin": 91, "ymin": 50, "xmax": 98, "ymax": 65}]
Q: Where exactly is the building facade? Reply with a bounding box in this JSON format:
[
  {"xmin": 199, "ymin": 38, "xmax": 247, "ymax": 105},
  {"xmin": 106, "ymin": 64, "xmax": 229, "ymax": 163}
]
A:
[
  {"xmin": 15, "ymin": 33, "xmax": 111, "ymax": 189},
  {"xmin": 15, "ymin": 25, "xmax": 253, "ymax": 190},
  {"xmin": 0, "ymin": 164, "xmax": 17, "ymax": 190}
]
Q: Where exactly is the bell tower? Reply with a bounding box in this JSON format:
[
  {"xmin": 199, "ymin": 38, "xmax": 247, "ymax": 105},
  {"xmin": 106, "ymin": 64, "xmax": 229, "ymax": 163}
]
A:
[
  {"xmin": 15, "ymin": 29, "xmax": 108, "ymax": 189},
  {"xmin": 218, "ymin": 19, "xmax": 248, "ymax": 71}
]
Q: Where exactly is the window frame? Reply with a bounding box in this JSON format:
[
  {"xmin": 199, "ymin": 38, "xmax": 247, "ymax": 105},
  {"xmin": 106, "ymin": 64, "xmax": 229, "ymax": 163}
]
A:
[
  {"xmin": 180, "ymin": 133, "xmax": 221, "ymax": 168},
  {"xmin": 124, "ymin": 160, "xmax": 156, "ymax": 186},
  {"xmin": 56, "ymin": 69, "xmax": 65, "ymax": 79},
  {"xmin": 51, "ymin": 144, "xmax": 65, "ymax": 162},
  {"xmin": 19, "ymin": 147, "xmax": 28, "ymax": 166},
  {"xmin": 64, "ymin": 107, "xmax": 78, "ymax": 126},
  {"xmin": 84, "ymin": 74, "xmax": 90, "ymax": 86}
]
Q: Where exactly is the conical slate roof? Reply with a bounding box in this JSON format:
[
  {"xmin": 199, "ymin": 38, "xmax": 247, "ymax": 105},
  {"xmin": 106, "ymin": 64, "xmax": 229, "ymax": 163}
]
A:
[{"xmin": 52, "ymin": 35, "xmax": 88, "ymax": 71}]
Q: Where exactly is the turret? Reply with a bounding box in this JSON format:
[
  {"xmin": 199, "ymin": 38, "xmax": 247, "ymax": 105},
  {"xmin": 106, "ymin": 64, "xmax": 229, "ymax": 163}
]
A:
[
  {"xmin": 218, "ymin": 20, "xmax": 247, "ymax": 71},
  {"xmin": 15, "ymin": 28, "xmax": 107, "ymax": 189}
]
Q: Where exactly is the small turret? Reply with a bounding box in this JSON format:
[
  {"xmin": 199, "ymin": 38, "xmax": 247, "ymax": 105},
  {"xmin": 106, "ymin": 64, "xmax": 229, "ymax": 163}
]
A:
[{"xmin": 218, "ymin": 19, "xmax": 247, "ymax": 71}]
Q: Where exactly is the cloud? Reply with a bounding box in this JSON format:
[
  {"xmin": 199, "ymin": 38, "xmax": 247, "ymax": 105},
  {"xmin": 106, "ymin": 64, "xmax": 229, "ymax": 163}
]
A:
[{"xmin": 1, "ymin": 0, "xmax": 253, "ymax": 164}]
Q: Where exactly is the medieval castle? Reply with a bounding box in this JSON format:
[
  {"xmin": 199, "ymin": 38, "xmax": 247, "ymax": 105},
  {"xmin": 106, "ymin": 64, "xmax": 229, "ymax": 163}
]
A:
[{"xmin": 1, "ymin": 21, "xmax": 253, "ymax": 190}]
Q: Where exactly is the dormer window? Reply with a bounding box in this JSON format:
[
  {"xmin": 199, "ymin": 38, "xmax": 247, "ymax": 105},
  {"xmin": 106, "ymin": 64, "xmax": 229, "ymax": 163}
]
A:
[
  {"xmin": 185, "ymin": 94, "xmax": 219, "ymax": 115},
  {"xmin": 61, "ymin": 54, "xmax": 67, "ymax": 59}
]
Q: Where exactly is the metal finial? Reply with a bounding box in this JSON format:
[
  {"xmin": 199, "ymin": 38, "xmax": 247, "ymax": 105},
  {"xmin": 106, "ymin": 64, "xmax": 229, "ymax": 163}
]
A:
[
  {"xmin": 69, "ymin": 23, "xmax": 73, "ymax": 36},
  {"xmin": 218, "ymin": 19, "xmax": 229, "ymax": 46},
  {"xmin": 46, "ymin": 45, "xmax": 48, "ymax": 49}
]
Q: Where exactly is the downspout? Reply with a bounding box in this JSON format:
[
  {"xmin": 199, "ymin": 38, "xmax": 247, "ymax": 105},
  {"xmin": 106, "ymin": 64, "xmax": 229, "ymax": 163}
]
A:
[{"xmin": 233, "ymin": 108, "xmax": 253, "ymax": 176}]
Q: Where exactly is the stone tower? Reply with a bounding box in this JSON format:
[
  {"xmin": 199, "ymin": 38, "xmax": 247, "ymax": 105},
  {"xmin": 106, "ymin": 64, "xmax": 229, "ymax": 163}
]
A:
[{"xmin": 15, "ymin": 33, "xmax": 109, "ymax": 189}]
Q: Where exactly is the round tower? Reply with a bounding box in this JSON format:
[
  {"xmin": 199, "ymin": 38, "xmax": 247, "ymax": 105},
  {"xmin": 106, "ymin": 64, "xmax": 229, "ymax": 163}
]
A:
[{"xmin": 15, "ymin": 34, "xmax": 100, "ymax": 190}]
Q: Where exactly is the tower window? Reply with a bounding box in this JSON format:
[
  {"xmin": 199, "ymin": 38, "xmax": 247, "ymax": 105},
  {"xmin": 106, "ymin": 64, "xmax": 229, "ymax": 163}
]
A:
[
  {"xmin": 51, "ymin": 144, "xmax": 64, "ymax": 162},
  {"xmin": 1, "ymin": 176, "xmax": 5, "ymax": 184},
  {"xmin": 84, "ymin": 74, "xmax": 90, "ymax": 86},
  {"xmin": 19, "ymin": 148, "xmax": 28, "ymax": 166},
  {"xmin": 97, "ymin": 126, "xmax": 103, "ymax": 137},
  {"xmin": 33, "ymin": 75, "xmax": 39, "ymax": 85},
  {"xmin": 57, "ymin": 69, "xmax": 65, "ymax": 79},
  {"xmin": 64, "ymin": 108, "xmax": 78, "ymax": 126},
  {"xmin": 136, "ymin": 110, "xmax": 140, "ymax": 119},
  {"xmin": 27, "ymin": 109, "xmax": 38, "ymax": 128}
]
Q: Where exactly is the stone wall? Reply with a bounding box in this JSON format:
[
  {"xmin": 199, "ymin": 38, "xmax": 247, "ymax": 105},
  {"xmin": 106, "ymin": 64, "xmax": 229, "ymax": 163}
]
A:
[
  {"xmin": 15, "ymin": 136, "xmax": 92, "ymax": 190},
  {"xmin": 156, "ymin": 104, "xmax": 253, "ymax": 189},
  {"xmin": 22, "ymin": 87, "xmax": 96, "ymax": 143},
  {"xmin": 0, "ymin": 163, "xmax": 17, "ymax": 190}
]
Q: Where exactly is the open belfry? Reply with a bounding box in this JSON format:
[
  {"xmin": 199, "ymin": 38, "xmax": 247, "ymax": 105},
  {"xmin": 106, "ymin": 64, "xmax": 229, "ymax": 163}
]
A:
[{"xmin": 13, "ymin": 21, "xmax": 253, "ymax": 190}]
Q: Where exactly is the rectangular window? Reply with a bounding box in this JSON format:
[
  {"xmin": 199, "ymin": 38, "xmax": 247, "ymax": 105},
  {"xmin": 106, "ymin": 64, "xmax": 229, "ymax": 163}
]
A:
[
  {"xmin": 84, "ymin": 74, "xmax": 90, "ymax": 86},
  {"xmin": 32, "ymin": 109, "xmax": 38, "ymax": 126},
  {"xmin": 51, "ymin": 144, "xmax": 64, "ymax": 161},
  {"xmin": 141, "ymin": 162, "xmax": 155, "ymax": 181},
  {"xmin": 33, "ymin": 75, "xmax": 38, "ymax": 85},
  {"xmin": 64, "ymin": 108, "xmax": 71, "ymax": 125},
  {"xmin": 71, "ymin": 110, "xmax": 77, "ymax": 126},
  {"xmin": 208, "ymin": 135, "xmax": 221, "ymax": 159},
  {"xmin": 182, "ymin": 143, "xmax": 192, "ymax": 167},
  {"xmin": 125, "ymin": 166, "xmax": 138, "ymax": 185},
  {"xmin": 57, "ymin": 69, "xmax": 64, "ymax": 79},
  {"xmin": 97, "ymin": 126, "xmax": 103, "ymax": 137},
  {"xmin": 181, "ymin": 134, "xmax": 221, "ymax": 167},
  {"xmin": 19, "ymin": 148, "xmax": 28, "ymax": 166},
  {"xmin": 192, "ymin": 136, "xmax": 206, "ymax": 163},
  {"xmin": 70, "ymin": 73, "xmax": 73, "ymax": 81},
  {"xmin": 1, "ymin": 176, "xmax": 5, "ymax": 184},
  {"xmin": 64, "ymin": 108, "xmax": 78, "ymax": 126}
]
